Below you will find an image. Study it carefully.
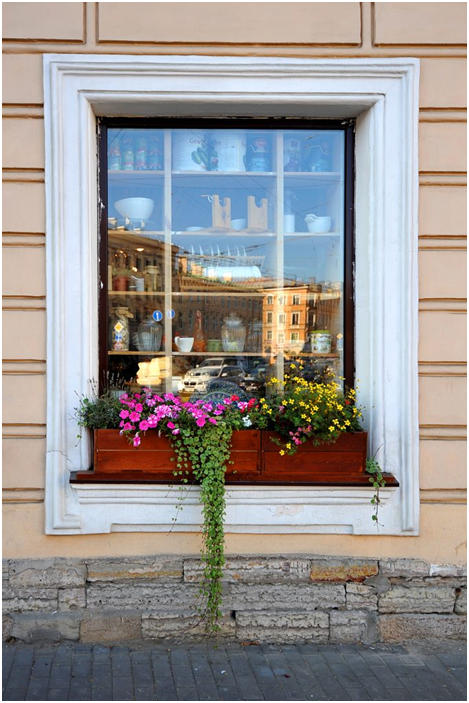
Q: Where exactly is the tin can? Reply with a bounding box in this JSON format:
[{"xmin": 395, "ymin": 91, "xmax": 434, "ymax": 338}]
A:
[
  {"xmin": 173, "ymin": 130, "xmax": 211, "ymax": 171},
  {"xmin": 209, "ymin": 131, "xmax": 246, "ymax": 172}
]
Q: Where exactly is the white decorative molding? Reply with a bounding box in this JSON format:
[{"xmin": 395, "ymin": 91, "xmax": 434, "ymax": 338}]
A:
[{"xmin": 43, "ymin": 55, "xmax": 419, "ymax": 536}]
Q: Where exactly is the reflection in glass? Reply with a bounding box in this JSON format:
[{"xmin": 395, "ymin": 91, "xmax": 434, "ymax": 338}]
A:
[{"xmin": 104, "ymin": 127, "xmax": 347, "ymax": 401}]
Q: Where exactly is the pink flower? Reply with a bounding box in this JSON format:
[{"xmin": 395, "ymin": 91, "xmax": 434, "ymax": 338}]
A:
[
  {"xmin": 129, "ymin": 412, "xmax": 140, "ymax": 422},
  {"xmin": 123, "ymin": 422, "xmax": 133, "ymax": 431},
  {"xmin": 135, "ymin": 403, "xmax": 143, "ymax": 413},
  {"xmin": 172, "ymin": 428, "xmax": 180, "ymax": 435},
  {"xmin": 196, "ymin": 418, "xmax": 206, "ymax": 428},
  {"xmin": 119, "ymin": 409, "xmax": 129, "ymax": 419},
  {"xmin": 133, "ymin": 435, "xmax": 141, "ymax": 447},
  {"xmin": 208, "ymin": 417, "xmax": 218, "ymax": 424},
  {"xmin": 139, "ymin": 420, "xmax": 149, "ymax": 431},
  {"xmin": 167, "ymin": 422, "xmax": 175, "ymax": 430}
]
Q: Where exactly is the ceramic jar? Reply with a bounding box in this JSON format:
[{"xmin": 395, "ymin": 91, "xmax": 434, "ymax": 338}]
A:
[{"xmin": 134, "ymin": 315, "xmax": 162, "ymax": 352}]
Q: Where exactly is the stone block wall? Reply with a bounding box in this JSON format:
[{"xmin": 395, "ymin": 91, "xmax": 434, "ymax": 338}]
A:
[{"xmin": 3, "ymin": 556, "xmax": 466, "ymax": 644}]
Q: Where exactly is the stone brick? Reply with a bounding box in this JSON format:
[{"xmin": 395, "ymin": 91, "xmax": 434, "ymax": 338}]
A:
[
  {"xmin": 58, "ymin": 588, "xmax": 86, "ymax": 611},
  {"xmin": 225, "ymin": 583, "xmax": 345, "ymax": 611},
  {"xmin": 379, "ymin": 585, "xmax": 455, "ymax": 614},
  {"xmin": 330, "ymin": 610, "xmax": 377, "ymax": 645},
  {"xmin": 9, "ymin": 612, "xmax": 82, "ymax": 643},
  {"xmin": 184, "ymin": 557, "xmax": 310, "ymax": 583},
  {"xmin": 80, "ymin": 612, "xmax": 142, "ymax": 643},
  {"xmin": 86, "ymin": 557, "xmax": 183, "ymax": 583},
  {"xmin": 346, "ymin": 583, "xmax": 378, "ymax": 611},
  {"xmin": 235, "ymin": 610, "xmax": 329, "ymax": 644},
  {"xmin": 430, "ymin": 564, "xmax": 467, "ymax": 578},
  {"xmin": 86, "ymin": 583, "xmax": 200, "ymax": 611},
  {"xmin": 380, "ymin": 559, "xmax": 430, "ymax": 578},
  {"xmin": 455, "ymin": 588, "xmax": 467, "ymax": 615},
  {"xmin": 9, "ymin": 559, "xmax": 86, "ymax": 588},
  {"xmin": 310, "ymin": 558, "xmax": 378, "ymax": 583},
  {"xmin": 379, "ymin": 614, "xmax": 467, "ymax": 642},
  {"xmin": 3, "ymin": 614, "xmax": 13, "ymax": 641},
  {"xmin": 3, "ymin": 586, "xmax": 58, "ymax": 613},
  {"xmin": 142, "ymin": 612, "xmax": 235, "ymax": 639}
]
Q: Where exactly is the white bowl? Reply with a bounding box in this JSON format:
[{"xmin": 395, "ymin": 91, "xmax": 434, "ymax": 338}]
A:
[
  {"xmin": 231, "ymin": 219, "xmax": 247, "ymax": 231},
  {"xmin": 114, "ymin": 198, "xmax": 155, "ymax": 221}
]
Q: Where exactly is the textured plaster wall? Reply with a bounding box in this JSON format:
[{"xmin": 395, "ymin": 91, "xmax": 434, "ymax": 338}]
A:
[{"xmin": 2, "ymin": 2, "xmax": 467, "ymax": 562}]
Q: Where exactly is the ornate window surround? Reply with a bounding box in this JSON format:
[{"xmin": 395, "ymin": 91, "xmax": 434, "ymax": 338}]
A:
[{"xmin": 44, "ymin": 55, "xmax": 419, "ymax": 536}]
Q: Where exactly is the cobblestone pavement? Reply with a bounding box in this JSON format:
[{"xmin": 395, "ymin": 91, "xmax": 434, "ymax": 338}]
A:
[{"xmin": 2, "ymin": 640, "xmax": 467, "ymax": 701}]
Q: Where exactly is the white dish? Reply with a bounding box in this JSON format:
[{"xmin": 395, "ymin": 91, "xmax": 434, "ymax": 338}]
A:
[
  {"xmin": 114, "ymin": 197, "xmax": 155, "ymax": 221},
  {"xmin": 231, "ymin": 219, "xmax": 247, "ymax": 231},
  {"xmin": 186, "ymin": 226, "xmax": 205, "ymax": 232}
]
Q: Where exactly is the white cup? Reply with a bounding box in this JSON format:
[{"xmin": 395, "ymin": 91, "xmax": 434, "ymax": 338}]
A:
[{"xmin": 175, "ymin": 336, "xmax": 194, "ymax": 352}]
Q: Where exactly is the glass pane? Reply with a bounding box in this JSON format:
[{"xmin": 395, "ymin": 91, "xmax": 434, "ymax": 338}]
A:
[{"xmin": 104, "ymin": 125, "xmax": 347, "ymax": 400}]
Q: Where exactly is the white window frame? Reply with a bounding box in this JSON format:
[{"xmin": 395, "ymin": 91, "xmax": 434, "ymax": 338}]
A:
[{"xmin": 44, "ymin": 55, "xmax": 419, "ymax": 536}]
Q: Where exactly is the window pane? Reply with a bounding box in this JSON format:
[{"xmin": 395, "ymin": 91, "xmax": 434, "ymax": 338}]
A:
[{"xmin": 103, "ymin": 125, "xmax": 348, "ymax": 399}]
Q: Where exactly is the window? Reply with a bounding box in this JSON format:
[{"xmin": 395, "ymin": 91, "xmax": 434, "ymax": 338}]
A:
[
  {"xmin": 102, "ymin": 120, "xmax": 351, "ymax": 400},
  {"xmin": 267, "ymin": 330, "xmax": 273, "ymax": 341},
  {"xmin": 291, "ymin": 332, "xmax": 300, "ymax": 342},
  {"xmin": 45, "ymin": 54, "xmax": 417, "ymax": 536}
]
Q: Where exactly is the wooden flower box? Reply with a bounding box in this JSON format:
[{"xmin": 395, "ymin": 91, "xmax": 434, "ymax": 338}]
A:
[{"xmin": 70, "ymin": 429, "xmax": 388, "ymax": 487}]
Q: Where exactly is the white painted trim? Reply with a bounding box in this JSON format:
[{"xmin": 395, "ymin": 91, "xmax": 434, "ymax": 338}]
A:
[{"xmin": 43, "ymin": 55, "xmax": 419, "ymax": 536}]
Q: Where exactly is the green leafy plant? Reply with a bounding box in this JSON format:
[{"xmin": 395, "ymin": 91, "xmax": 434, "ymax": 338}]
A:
[
  {"xmin": 366, "ymin": 452, "xmax": 386, "ymax": 526},
  {"xmin": 74, "ymin": 382, "xmax": 122, "ymax": 437}
]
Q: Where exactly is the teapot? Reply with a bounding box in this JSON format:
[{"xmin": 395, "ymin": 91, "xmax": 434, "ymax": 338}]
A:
[{"xmin": 305, "ymin": 214, "xmax": 332, "ymax": 234}]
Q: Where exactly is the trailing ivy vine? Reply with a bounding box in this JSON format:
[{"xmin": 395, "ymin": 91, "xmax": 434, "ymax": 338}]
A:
[
  {"xmin": 366, "ymin": 453, "xmax": 386, "ymax": 526},
  {"xmin": 171, "ymin": 422, "xmax": 232, "ymax": 632}
]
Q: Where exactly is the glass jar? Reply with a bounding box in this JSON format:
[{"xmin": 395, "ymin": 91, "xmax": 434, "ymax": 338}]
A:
[
  {"xmin": 148, "ymin": 135, "xmax": 163, "ymax": 170},
  {"xmin": 135, "ymin": 315, "xmax": 163, "ymax": 352},
  {"xmin": 121, "ymin": 137, "xmax": 134, "ymax": 170},
  {"xmin": 109, "ymin": 307, "xmax": 133, "ymax": 351},
  {"xmin": 221, "ymin": 313, "xmax": 246, "ymax": 352},
  {"xmin": 247, "ymin": 320, "xmax": 263, "ymax": 352},
  {"xmin": 135, "ymin": 137, "xmax": 148, "ymax": 170}
]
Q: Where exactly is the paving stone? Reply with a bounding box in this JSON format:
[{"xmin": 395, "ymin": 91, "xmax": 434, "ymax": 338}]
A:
[
  {"xmin": 47, "ymin": 689, "xmax": 71, "ymax": 701},
  {"xmin": 25, "ymin": 677, "xmax": 50, "ymax": 701},
  {"xmin": 330, "ymin": 610, "xmax": 377, "ymax": 644},
  {"xmin": 236, "ymin": 610, "xmax": 329, "ymax": 643},
  {"xmin": 227, "ymin": 583, "xmax": 345, "ymax": 610},
  {"xmin": 49, "ymin": 664, "xmax": 72, "ymax": 688},
  {"xmin": 9, "ymin": 613, "xmax": 81, "ymax": 643},
  {"xmin": 379, "ymin": 613, "xmax": 467, "ymax": 641},
  {"xmin": 58, "ymin": 588, "xmax": 86, "ymax": 611},
  {"xmin": 8, "ymin": 560, "xmax": 86, "ymax": 589},
  {"xmin": 112, "ymin": 675, "xmax": 133, "ymax": 700},
  {"xmin": 30, "ymin": 655, "xmax": 53, "ymax": 678},
  {"xmin": 134, "ymin": 686, "xmax": 156, "ymax": 701},
  {"xmin": 346, "ymin": 583, "xmax": 378, "ymax": 610},
  {"xmin": 184, "ymin": 556, "xmax": 311, "ymax": 583},
  {"xmin": 86, "ymin": 556, "xmax": 183, "ymax": 582},
  {"xmin": 91, "ymin": 687, "xmax": 113, "ymax": 701},
  {"xmin": 310, "ymin": 557, "xmax": 378, "ymax": 582},
  {"xmin": 455, "ymin": 587, "xmax": 467, "ymax": 615},
  {"xmin": 379, "ymin": 584, "xmax": 456, "ymax": 614},
  {"xmin": 71, "ymin": 654, "xmax": 92, "ymax": 677},
  {"xmin": 69, "ymin": 677, "xmax": 92, "ymax": 701},
  {"xmin": 153, "ymin": 676, "xmax": 177, "ymax": 700}
]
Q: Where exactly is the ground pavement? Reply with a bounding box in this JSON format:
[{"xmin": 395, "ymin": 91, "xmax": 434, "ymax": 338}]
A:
[{"xmin": 2, "ymin": 639, "xmax": 467, "ymax": 701}]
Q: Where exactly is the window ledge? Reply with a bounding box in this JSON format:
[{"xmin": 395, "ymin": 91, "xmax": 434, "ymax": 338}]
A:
[{"xmin": 69, "ymin": 481, "xmax": 400, "ymax": 535}]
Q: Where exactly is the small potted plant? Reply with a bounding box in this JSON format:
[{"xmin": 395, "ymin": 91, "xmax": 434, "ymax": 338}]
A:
[{"xmin": 112, "ymin": 265, "xmax": 132, "ymax": 291}]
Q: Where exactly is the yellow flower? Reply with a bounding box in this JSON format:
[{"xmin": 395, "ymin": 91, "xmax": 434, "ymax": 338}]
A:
[
  {"xmin": 279, "ymin": 450, "xmax": 285, "ymax": 456},
  {"xmin": 286, "ymin": 443, "xmax": 292, "ymax": 449},
  {"xmin": 345, "ymin": 420, "xmax": 350, "ymax": 426},
  {"xmin": 329, "ymin": 426, "xmax": 334, "ymax": 432}
]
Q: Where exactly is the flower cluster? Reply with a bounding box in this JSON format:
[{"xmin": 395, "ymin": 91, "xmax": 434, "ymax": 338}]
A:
[
  {"xmin": 257, "ymin": 367, "xmax": 363, "ymax": 455},
  {"xmin": 118, "ymin": 390, "xmax": 258, "ymax": 447}
]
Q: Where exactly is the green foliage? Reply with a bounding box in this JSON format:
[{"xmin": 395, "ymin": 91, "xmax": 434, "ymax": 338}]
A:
[
  {"xmin": 171, "ymin": 423, "xmax": 231, "ymax": 633},
  {"xmin": 74, "ymin": 383, "xmax": 122, "ymax": 434},
  {"xmin": 366, "ymin": 454, "xmax": 386, "ymax": 526}
]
